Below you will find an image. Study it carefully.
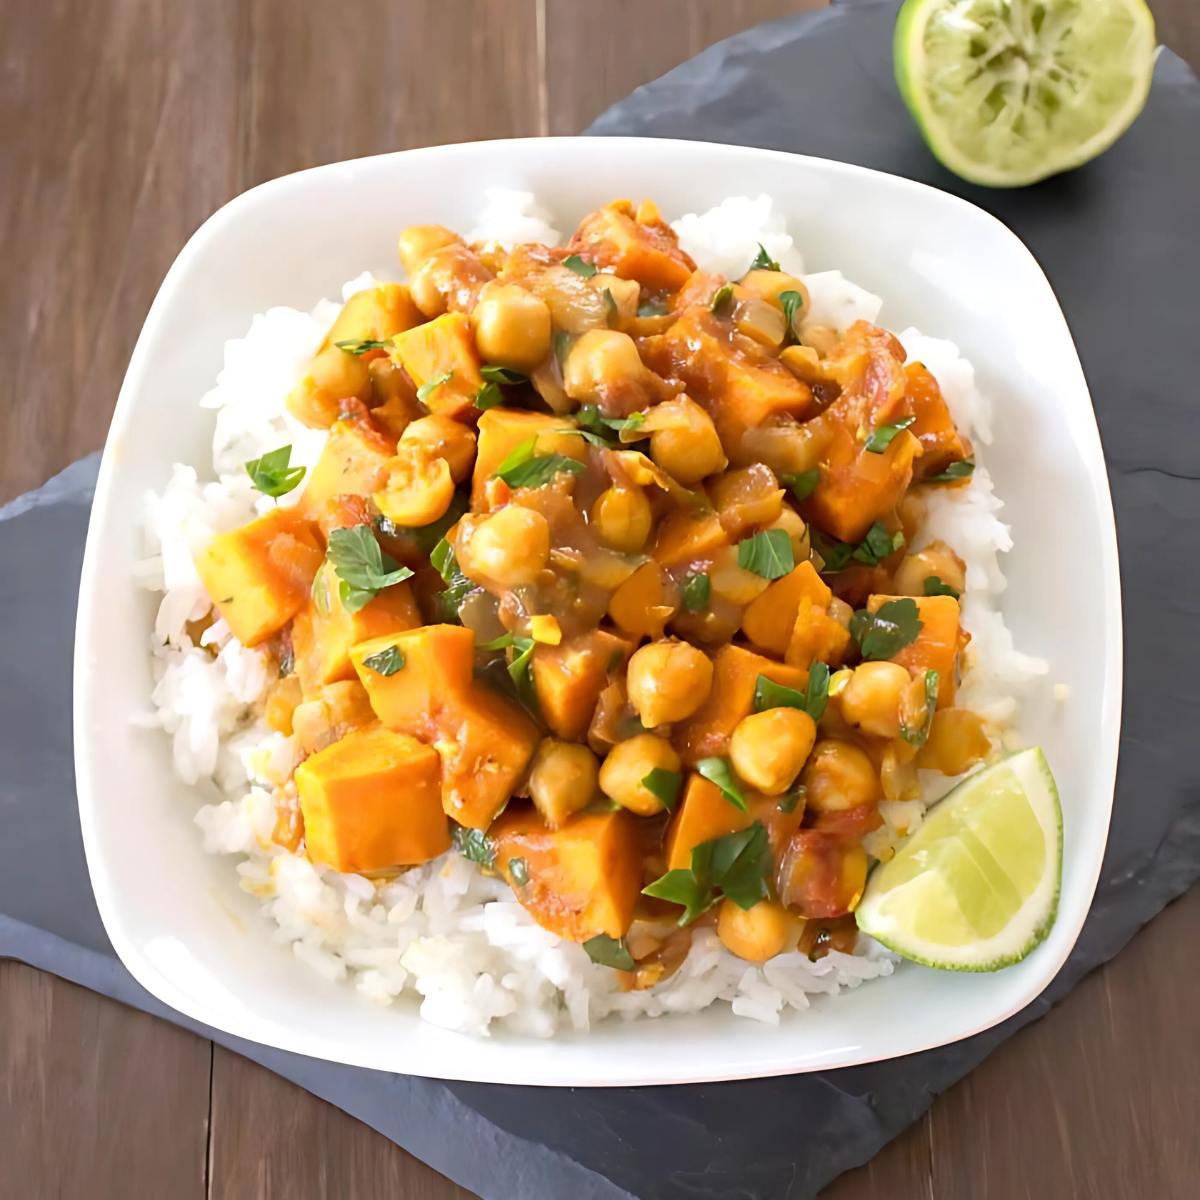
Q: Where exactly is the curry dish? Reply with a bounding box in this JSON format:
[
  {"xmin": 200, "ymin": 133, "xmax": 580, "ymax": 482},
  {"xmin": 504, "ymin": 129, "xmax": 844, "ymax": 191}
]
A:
[{"xmin": 192, "ymin": 198, "xmax": 991, "ymax": 979}]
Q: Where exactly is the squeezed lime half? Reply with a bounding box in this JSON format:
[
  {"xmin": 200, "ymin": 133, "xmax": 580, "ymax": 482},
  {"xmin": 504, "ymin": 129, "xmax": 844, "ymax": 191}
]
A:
[
  {"xmin": 895, "ymin": 0, "xmax": 1157, "ymax": 186},
  {"xmin": 855, "ymin": 747, "xmax": 1063, "ymax": 971}
]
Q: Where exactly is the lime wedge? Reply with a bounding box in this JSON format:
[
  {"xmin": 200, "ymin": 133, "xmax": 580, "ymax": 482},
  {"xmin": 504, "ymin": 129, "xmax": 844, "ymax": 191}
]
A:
[
  {"xmin": 895, "ymin": 0, "xmax": 1157, "ymax": 187},
  {"xmin": 855, "ymin": 747, "xmax": 1062, "ymax": 970}
]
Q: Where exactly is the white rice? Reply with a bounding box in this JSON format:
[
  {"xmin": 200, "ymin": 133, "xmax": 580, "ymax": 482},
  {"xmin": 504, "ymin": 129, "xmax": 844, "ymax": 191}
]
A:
[{"xmin": 137, "ymin": 191, "xmax": 1046, "ymax": 1036}]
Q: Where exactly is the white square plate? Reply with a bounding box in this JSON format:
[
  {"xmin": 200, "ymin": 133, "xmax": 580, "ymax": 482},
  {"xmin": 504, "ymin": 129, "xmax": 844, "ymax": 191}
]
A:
[{"xmin": 75, "ymin": 137, "xmax": 1121, "ymax": 1086}]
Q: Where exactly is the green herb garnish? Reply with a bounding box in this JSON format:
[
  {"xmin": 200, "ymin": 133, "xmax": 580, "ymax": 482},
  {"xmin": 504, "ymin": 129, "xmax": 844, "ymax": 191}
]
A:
[
  {"xmin": 850, "ymin": 597, "xmax": 923, "ymax": 660},
  {"xmin": 900, "ymin": 669, "xmax": 940, "ymax": 748},
  {"xmin": 362, "ymin": 644, "xmax": 406, "ymax": 676},
  {"xmin": 453, "ymin": 826, "xmax": 495, "ymax": 868},
  {"xmin": 493, "ymin": 437, "xmax": 586, "ymax": 489},
  {"xmin": 416, "ymin": 370, "xmax": 453, "ymax": 402},
  {"xmin": 603, "ymin": 289, "xmax": 619, "ymax": 326},
  {"xmin": 681, "ymin": 572, "xmax": 711, "ymax": 612},
  {"xmin": 749, "ymin": 244, "xmax": 781, "ymax": 272},
  {"xmin": 736, "ymin": 529, "xmax": 794, "ymax": 580},
  {"xmin": 779, "ymin": 289, "xmax": 804, "ymax": 344},
  {"xmin": 753, "ymin": 661, "xmax": 829, "ymax": 723},
  {"xmin": 927, "ymin": 459, "xmax": 975, "ymax": 483},
  {"xmin": 576, "ymin": 405, "xmax": 647, "ymax": 442},
  {"xmin": 852, "ymin": 521, "xmax": 904, "ymax": 566},
  {"xmin": 508, "ymin": 856, "xmax": 530, "ymax": 887},
  {"xmin": 863, "ymin": 415, "xmax": 916, "ymax": 454},
  {"xmin": 480, "ymin": 365, "xmax": 528, "ymax": 385},
  {"xmin": 643, "ymin": 823, "xmax": 770, "ymax": 925},
  {"xmin": 583, "ymin": 933, "xmax": 636, "ymax": 971},
  {"xmin": 507, "ymin": 636, "xmax": 537, "ymax": 707},
  {"xmin": 778, "ymin": 787, "xmax": 806, "ymax": 814},
  {"xmin": 473, "ymin": 382, "xmax": 503, "ymax": 411},
  {"xmin": 641, "ymin": 768, "xmax": 682, "ymax": 812},
  {"xmin": 244, "ymin": 445, "xmax": 306, "ymax": 498},
  {"xmin": 924, "ymin": 575, "xmax": 961, "ymax": 599},
  {"xmin": 696, "ymin": 757, "xmax": 746, "ymax": 811},
  {"xmin": 334, "ymin": 338, "xmax": 390, "ymax": 356},
  {"xmin": 780, "ymin": 469, "xmax": 820, "ymax": 502},
  {"xmin": 637, "ymin": 300, "xmax": 669, "ymax": 318},
  {"xmin": 430, "ymin": 537, "xmax": 476, "ymax": 622},
  {"xmin": 710, "ymin": 284, "xmax": 735, "ymax": 315},
  {"xmin": 563, "ymin": 253, "xmax": 598, "ymax": 278},
  {"xmin": 325, "ymin": 526, "xmax": 414, "ymax": 614}
]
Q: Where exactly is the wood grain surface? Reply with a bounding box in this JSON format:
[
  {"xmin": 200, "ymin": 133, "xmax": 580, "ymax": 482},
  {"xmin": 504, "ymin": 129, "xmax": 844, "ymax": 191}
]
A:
[{"xmin": 1, "ymin": 2, "xmax": 1197, "ymax": 1197}]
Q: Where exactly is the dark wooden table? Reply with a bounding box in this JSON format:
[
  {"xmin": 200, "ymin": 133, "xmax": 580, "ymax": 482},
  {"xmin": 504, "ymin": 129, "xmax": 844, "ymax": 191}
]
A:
[{"xmin": 3, "ymin": 3, "xmax": 1198, "ymax": 1197}]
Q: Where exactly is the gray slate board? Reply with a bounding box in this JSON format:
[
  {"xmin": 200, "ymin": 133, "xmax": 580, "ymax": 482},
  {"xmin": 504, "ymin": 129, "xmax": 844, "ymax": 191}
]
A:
[{"xmin": 2, "ymin": 2, "xmax": 1199, "ymax": 1196}]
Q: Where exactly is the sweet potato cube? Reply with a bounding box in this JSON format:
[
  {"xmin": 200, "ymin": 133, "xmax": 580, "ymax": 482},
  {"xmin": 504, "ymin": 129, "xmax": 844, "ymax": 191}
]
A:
[
  {"xmin": 533, "ymin": 630, "xmax": 634, "ymax": 741},
  {"xmin": 471, "ymin": 407, "xmax": 587, "ymax": 506},
  {"xmin": 293, "ymin": 578, "xmax": 421, "ymax": 694},
  {"xmin": 867, "ymin": 593, "xmax": 964, "ymax": 707},
  {"xmin": 803, "ymin": 417, "xmax": 920, "ymax": 544},
  {"xmin": 302, "ymin": 414, "xmax": 397, "ymax": 517},
  {"xmin": 295, "ymin": 727, "xmax": 449, "ymax": 872},
  {"xmin": 786, "ymin": 600, "xmax": 852, "ymax": 670},
  {"xmin": 651, "ymin": 510, "xmax": 729, "ymax": 569},
  {"xmin": 608, "ymin": 561, "xmax": 676, "ymax": 641},
  {"xmin": 673, "ymin": 644, "xmax": 809, "ymax": 764},
  {"xmin": 390, "ymin": 311, "xmax": 483, "ymax": 418},
  {"xmin": 569, "ymin": 201, "xmax": 694, "ymax": 292},
  {"xmin": 491, "ymin": 807, "xmax": 642, "ymax": 940},
  {"xmin": 195, "ymin": 508, "xmax": 323, "ymax": 647},
  {"xmin": 665, "ymin": 775, "xmax": 751, "ymax": 870},
  {"xmin": 648, "ymin": 310, "xmax": 815, "ymax": 445},
  {"xmin": 435, "ymin": 683, "xmax": 539, "ymax": 829},
  {"xmin": 664, "ymin": 780, "xmax": 804, "ymax": 872},
  {"xmin": 350, "ymin": 624, "xmax": 476, "ymax": 739},
  {"xmin": 742, "ymin": 562, "xmax": 832, "ymax": 656},
  {"xmin": 905, "ymin": 362, "xmax": 970, "ymax": 481},
  {"xmin": 322, "ymin": 284, "xmax": 424, "ymax": 349}
]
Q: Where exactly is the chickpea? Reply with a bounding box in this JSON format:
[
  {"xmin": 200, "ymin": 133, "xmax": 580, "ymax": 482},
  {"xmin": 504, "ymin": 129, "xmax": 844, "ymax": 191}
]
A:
[
  {"xmin": 408, "ymin": 254, "xmax": 450, "ymax": 317},
  {"xmin": 400, "ymin": 414, "xmax": 477, "ymax": 483},
  {"xmin": 802, "ymin": 739, "xmax": 880, "ymax": 813},
  {"xmin": 591, "ymin": 486, "xmax": 652, "ymax": 552},
  {"xmin": 625, "ymin": 640, "xmax": 714, "ymax": 728},
  {"xmin": 840, "ymin": 661, "xmax": 911, "ymax": 739},
  {"xmin": 286, "ymin": 344, "xmax": 371, "ymax": 428},
  {"xmin": 465, "ymin": 504, "xmax": 550, "ymax": 586},
  {"xmin": 373, "ymin": 444, "xmax": 455, "ymax": 527},
  {"xmin": 891, "ymin": 539, "xmax": 966, "ymax": 598},
  {"xmin": 528, "ymin": 739, "xmax": 599, "ymax": 828},
  {"xmin": 729, "ymin": 708, "xmax": 816, "ymax": 795},
  {"xmin": 598, "ymin": 734, "xmax": 682, "ymax": 816},
  {"xmin": 769, "ymin": 506, "xmax": 810, "ymax": 562},
  {"xmin": 716, "ymin": 898, "xmax": 797, "ymax": 963},
  {"xmin": 409, "ymin": 244, "xmax": 491, "ymax": 318},
  {"xmin": 397, "ymin": 224, "xmax": 460, "ymax": 275},
  {"xmin": 648, "ymin": 396, "xmax": 727, "ymax": 484},
  {"xmin": 562, "ymin": 329, "xmax": 647, "ymax": 406},
  {"xmin": 740, "ymin": 268, "xmax": 811, "ymax": 316},
  {"xmin": 471, "ymin": 282, "xmax": 552, "ymax": 372}
]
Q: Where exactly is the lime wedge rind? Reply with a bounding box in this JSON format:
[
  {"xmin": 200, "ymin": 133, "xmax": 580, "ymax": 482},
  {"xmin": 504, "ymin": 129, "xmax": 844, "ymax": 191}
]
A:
[
  {"xmin": 895, "ymin": 0, "xmax": 1158, "ymax": 188},
  {"xmin": 855, "ymin": 747, "xmax": 1062, "ymax": 972}
]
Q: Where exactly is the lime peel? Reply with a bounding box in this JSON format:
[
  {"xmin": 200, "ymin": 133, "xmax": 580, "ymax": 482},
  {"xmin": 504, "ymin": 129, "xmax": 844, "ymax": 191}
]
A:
[
  {"xmin": 855, "ymin": 747, "xmax": 1062, "ymax": 971},
  {"xmin": 895, "ymin": 0, "xmax": 1157, "ymax": 187}
]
